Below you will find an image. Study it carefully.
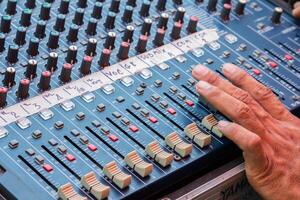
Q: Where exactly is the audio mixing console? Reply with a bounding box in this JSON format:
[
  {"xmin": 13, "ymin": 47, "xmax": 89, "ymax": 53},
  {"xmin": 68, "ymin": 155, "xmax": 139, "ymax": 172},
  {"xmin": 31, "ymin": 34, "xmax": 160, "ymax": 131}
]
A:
[{"xmin": 0, "ymin": 0, "xmax": 299, "ymax": 199}]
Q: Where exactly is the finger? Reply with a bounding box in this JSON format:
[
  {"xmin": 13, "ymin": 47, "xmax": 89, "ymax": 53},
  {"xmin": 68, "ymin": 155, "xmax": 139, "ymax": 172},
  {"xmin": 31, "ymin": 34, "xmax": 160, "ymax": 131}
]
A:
[
  {"xmin": 293, "ymin": 2, "xmax": 300, "ymax": 18},
  {"xmin": 217, "ymin": 121, "xmax": 267, "ymax": 174},
  {"xmin": 192, "ymin": 65, "xmax": 270, "ymax": 120},
  {"xmin": 196, "ymin": 81, "xmax": 266, "ymax": 134},
  {"xmin": 222, "ymin": 63, "xmax": 293, "ymax": 121}
]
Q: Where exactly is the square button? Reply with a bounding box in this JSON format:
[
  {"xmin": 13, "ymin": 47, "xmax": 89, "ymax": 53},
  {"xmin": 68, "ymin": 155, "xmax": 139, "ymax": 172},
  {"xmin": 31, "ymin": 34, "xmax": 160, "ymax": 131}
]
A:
[
  {"xmin": 88, "ymin": 144, "xmax": 97, "ymax": 151},
  {"xmin": 43, "ymin": 164, "xmax": 53, "ymax": 172},
  {"xmin": 66, "ymin": 154, "xmax": 76, "ymax": 162},
  {"xmin": 108, "ymin": 134, "xmax": 118, "ymax": 142},
  {"xmin": 129, "ymin": 125, "xmax": 139, "ymax": 133}
]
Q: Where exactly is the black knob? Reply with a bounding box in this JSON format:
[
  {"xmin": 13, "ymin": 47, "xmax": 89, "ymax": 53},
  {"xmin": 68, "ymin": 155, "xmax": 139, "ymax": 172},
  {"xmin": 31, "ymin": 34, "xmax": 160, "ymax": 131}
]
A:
[
  {"xmin": 59, "ymin": 0, "xmax": 69, "ymax": 14},
  {"xmin": 34, "ymin": 20, "xmax": 46, "ymax": 39},
  {"xmin": 14, "ymin": 27, "xmax": 27, "ymax": 46},
  {"xmin": 140, "ymin": 0, "xmax": 151, "ymax": 17},
  {"xmin": 117, "ymin": 42, "xmax": 130, "ymax": 60},
  {"xmin": 47, "ymin": 31, "xmax": 60, "ymax": 49},
  {"xmin": 123, "ymin": 25, "xmax": 135, "ymax": 43},
  {"xmin": 127, "ymin": 0, "xmax": 136, "ymax": 7},
  {"xmin": 222, "ymin": 0, "xmax": 231, "ymax": 4},
  {"xmin": 0, "ymin": 33, "xmax": 6, "ymax": 52},
  {"xmin": 38, "ymin": 71, "xmax": 51, "ymax": 91},
  {"xmin": 6, "ymin": 45, "xmax": 19, "ymax": 63},
  {"xmin": 3, "ymin": 67, "xmax": 16, "ymax": 88},
  {"xmin": 25, "ymin": 59, "xmax": 37, "ymax": 80},
  {"xmin": 46, "ymin": 52, "xmax": 58, "ymax": 72},
  {"xmin": 17, "ymin": 79, "xmax": 30, "ymax": 100},
  {"xmin": 60, "ymin": 63, "xmax": 73, "ymax": 83},
  {"xmin": 92, "ymin": 2, "xmax": 103, "ymax": 19},
  {"xmin": 271, "ymin": 7, "xmax": 283, "ymax": 24},
  {"xmin": 220, "ymin": 3, "xmax": 231, "ymax": 21},
  {"xmin": 27, "ymin": 37, "xmax": 39, "ymax": 56},
  {"xmin": 173, "ymin": 0, "xmax": 182, "ymax": 5},
  {"xmin": 110, "ymin": 0, "xmax": 120, "ymax": 13},
  {"xmin": 54, "ymin": 14, "xmax": 66, "ymax": 32},
  {"xmin": 67, "ymin": 24, "xmax": 79, "ymax": 43},
  {"xmin": 235, "ymin": 0, "xmax": 246, "ymax": 15},
  {"xmin": 73, "ymin": 8, "xmax": 85, "ymax": 25},
  {"xmin": 153, "ymin": 28, "xmax": 165, "ymax": 46},
  {"xmin": 105, "ymin": 12, "xmax": 116, "ymax": 29},
  {"xmin": 99, "ymin": 49, "xmax": 111, "ymax": 68},
  {"xmin": 122, "ymin": 6, "xmax": 133, "ymax": 23},
  {"xmin": 77, "ymin": 0, "xmax": 87, "ymax": 8},
  {"xmin": 6, "ymin": 0, "xmax": 17, "ymax": 15},
  {"xmin": 136, "ymin": 35, "xmax": 148, "ymax": 53},
  {"xmin": 0, "ymin": 87, "xmax": 8, "ymax": 108},
  {"xmin": 171, "ymin": 22, "xmax": 182, "ymax": 40},
  {"xmin": 104, "ymin": 32, "xmax": 116, "ymax": 50},
  {"xmin": 141, "ymin": 18, "xmax": 152, "ymax": 36},
  {"xmin": 174, "ymin": 7, "xmax": 185, "ymax": 23},
  {"xmin": 207, "ymin": 0, "xmax": 218, "ymax": 12},
  {"xmin": 25, "ymin": 0, "xmax": 36, "ymax": 9},
  {"xmin": 86, "ymin": 18, "xmax": 98, "ymax": 36},
  {"xmin": 39, "ymin": 2, "xmax": 51, "ymax": 20},
  {"xmin": 20, "ymin": 8, "xmax": 32, "ymax": 27},
  {"xmin": 85, "ymin": 38, "xmax": 98, "ymax": 56},
  {"xmin": 66, "ymin": 45, "xmax": 78, "ymax": 64},
  {"xmin": 157, "ymin": 13, "xmax": 169, "ymax": 30},
  {"xmin": 80, "ymin": 56, "xmax": 92, "ymax": 75},
  {"xmin": 187, "ymin": 16, "xmax": 198, "ymax": 33},
  {"xmin": 0, "ymin": 15, "xmax": 12, "ymax": 34},
  {"xmin": 156, "ymin": 0, "xmax": 167, "ymax": 11}
]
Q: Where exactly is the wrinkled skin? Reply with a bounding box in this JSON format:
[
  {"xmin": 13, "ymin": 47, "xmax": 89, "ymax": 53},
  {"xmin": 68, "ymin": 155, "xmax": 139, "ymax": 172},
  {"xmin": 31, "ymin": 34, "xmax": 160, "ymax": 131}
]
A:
[{"xmin": 192, "ymin": 64, "xmax": 300, "ymax": 200}]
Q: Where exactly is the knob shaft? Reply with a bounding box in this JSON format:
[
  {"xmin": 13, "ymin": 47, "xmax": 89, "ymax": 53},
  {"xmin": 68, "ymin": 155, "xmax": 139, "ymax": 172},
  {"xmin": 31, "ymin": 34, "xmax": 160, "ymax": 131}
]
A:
[
  {"xmin": 3, "ymin": 67, "xmax": 16, "ymax": 88},
  {"xmin": 17, "ymin": 79, "xmax": 30, "ymax": 100},
  {"xmin": 25, "ymin": 59, "xmax": 38, "ymax": 80},
  {"xmin": 85, "ymin": 38, "xmax": 98, "ymax": 57},
  {"xmin": 0, "ymin": 87, "xmax": 8, "ymax": 108},
  {"xmin": 6, "ymin": 45, "xmax": 19, "ymax": 64},
  {"xmin": 46, "ymin": 52, "xmax": 58, "ymax": 72},
  {"xmin": 80, "ymin": 56, "xmax": 92, "ymax": 75},
  {"xmin": 117, "ymin": 42, "xmax": 130, "ymax": 60},
  {"xmin": 60, "ymin": 63, "xmax": 73, "ymax": 83},
  {"xmin": 20, "ymin": 8, "xmax": 32, "ymax": 27},
  {"xmin": 99, "ymin": 49, "xmax": 111, "ymax": 68},
  {"xmin": 271, "ymin": 7, "xmax": 283, "ymax": 24},
  {"xmin": 39, "ymin": 71, "xmax": 51, "ymax": 91}
]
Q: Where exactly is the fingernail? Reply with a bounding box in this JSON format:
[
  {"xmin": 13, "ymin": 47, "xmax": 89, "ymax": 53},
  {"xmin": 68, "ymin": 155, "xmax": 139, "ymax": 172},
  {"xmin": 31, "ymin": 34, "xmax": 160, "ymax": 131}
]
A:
[
  {"xmin": 193, "ymin": 65, "xmax": 209, "ymax": 77},
  {"xmin": 222, "ymin": 64, "xmax": 237, "ymax": 75},
  {"xmin": 196, "ymin": 81, "xmax": 212, "ymax": 90},
  {"xmin": 218, "ymin": 121, "xmax": 230, "ymax": 129}
]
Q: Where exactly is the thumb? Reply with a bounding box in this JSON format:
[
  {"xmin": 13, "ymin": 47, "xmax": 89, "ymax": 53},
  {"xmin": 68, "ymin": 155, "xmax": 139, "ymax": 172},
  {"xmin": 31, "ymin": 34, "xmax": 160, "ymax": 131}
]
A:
[{"xmin": 218, "ymin": 121, "xmax": 268, "ymax": 175}]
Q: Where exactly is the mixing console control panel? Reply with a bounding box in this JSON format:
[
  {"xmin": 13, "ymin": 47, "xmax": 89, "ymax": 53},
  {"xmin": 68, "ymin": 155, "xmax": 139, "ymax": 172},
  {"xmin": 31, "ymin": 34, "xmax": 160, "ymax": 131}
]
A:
[{"xmin": 0, "ymin": 0, "xmax": 299, "ymax": 199}]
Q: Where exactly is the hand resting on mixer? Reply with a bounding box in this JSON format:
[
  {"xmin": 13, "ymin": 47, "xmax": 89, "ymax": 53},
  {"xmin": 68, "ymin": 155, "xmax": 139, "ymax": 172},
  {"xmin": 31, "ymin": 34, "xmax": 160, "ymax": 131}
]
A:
[{"xmin": 192, "ymin": 64, "xmax": 300, "ymax": 200}]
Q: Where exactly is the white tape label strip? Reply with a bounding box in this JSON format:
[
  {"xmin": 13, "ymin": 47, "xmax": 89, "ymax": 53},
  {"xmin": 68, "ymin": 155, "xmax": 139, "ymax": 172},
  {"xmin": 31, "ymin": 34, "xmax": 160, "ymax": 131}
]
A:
[{"xmin": 0, "ymin": 29, "xmax": 219, "ymax": 127}]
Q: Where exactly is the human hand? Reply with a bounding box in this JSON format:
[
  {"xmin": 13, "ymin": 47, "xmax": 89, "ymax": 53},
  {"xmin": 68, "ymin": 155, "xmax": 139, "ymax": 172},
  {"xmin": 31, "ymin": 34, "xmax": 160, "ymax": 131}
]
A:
[
  {"xmin": 293, "ymin": 1, "xmax": 300, "ymax": 18},
  {"xmin": 192, "ymin": 64, "xmax": 300, "ymax": 200}
]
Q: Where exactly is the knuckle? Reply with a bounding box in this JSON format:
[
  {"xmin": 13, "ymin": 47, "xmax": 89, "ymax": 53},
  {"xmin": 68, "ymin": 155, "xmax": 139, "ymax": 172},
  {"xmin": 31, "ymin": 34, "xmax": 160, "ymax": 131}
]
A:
[
  {"xmin": 236, "ymin": 104, "xmax": 252, "ymax": 119},
  {"xmin": 248, "ymin": 136, "xmax": 262, "ymax": 149},
  {"xmin": 254, "ymin": 84, "xmax": 273, "ymax": 101},
  {"xmin": 231, "ymin": 88, "xmax": 252, "ymax": 104},
  {"xmin": 231, "ymin": 70, "xmax": 249, "ymax": 85},
  {"xmin": 207, "ymin": 73, "xmax": 221, "ymax": 85}
]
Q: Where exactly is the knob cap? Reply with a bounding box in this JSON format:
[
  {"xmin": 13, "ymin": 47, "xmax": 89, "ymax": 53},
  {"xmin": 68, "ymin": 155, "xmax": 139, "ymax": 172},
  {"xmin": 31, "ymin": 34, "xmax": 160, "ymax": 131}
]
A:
[
  {"xmin": 154, "ymin": 28, "xmax": 165, "ymax": 46},
  {"xmin": 117, "ymin": 42, "xmax": 130, "ymax": 60},
  {"xmin": 17, "ymin": 79, "xmax": 30, "ymax": 100},
  {"xmin": 59, "ymin": 0, "xmax": 70, "ymax": 14},
  {"xmin": 207, "ymin": 0, "xmax": 218, "ymax": 12},
  {"xmin": 54, "ymin": 14, "xmax": 66, "ymax": 32},
  {"xmin": 110, "ymin": 0, "xmax": 120, "ymax": 13},
  {"xmin": 46, "ymin": 52, "xmax": 58, "ymax": 72},
  {"xmin": 38, "ymin": 71, "xmax": 51, "ymax": 91},
  {"xmin": 127, "ymin": 0, "xmax": 136, "ymax": 7},
  {"xmin": 60, "ymin": 63, "xmax": 73, "ymax": 83},
  {"xmin": 25, "ymin": 59, "xmax": 37, "ymax": 80},
  {"xmin": 27, "ymin": 37, "xmax": 39, "ymax": 56},
  {"xmin": 66, "ymin": 45, "xmax": 78, "ymax": 64},
  {"xmin": 157, "ymin": 13, "xmax": 169, "ymax": 30},
  {"xmin": 156, "ymin": 0, "xmax": 167, "ymax": 11},
  {"xmin": 34, "ymin": 20, "xmax": 46, "ymax": 39},
  {"xmin": 77, "ymin": 0, "xmax": 87, "ymax": 8},
  {"xmin": 174, "ymin": 7, "xmax": 185, "ymax": 23},
  {"xmin": 80, "ymin": 56, "xmax": 92, "ymax": 75},
  {"xmin": 0, "ymin": 15, "xmax": 12, "ymax": 34},
  {"xmin": 136, "ymin": 35, "xmax": 148, "ymax": 53},
  {"xmin": 14, "ymin": 27, "xmax": 27, "ymax": 46},
  {"xmin": 3, "ymin": 67, "xmax": 16, "ymax": 88},
  {"xmin": 0, "ymin": 87, "xmax": 8, "ymax": 108},
  {"xmin": 47, "ymin": 31, "xmax": 60, "ymax": 49},
  {"xmin": 86, "ymin": 18, "xmax": 98, "ymax": 36},
  {"xmin": 20, "ymin": 8, "xmax": 32, "ymax": 27},
  {"xmin": 92, "ymin": 2, "xmax": 103, "ymax": 19},
  {"xmin": 39, "ymin": 2, "xmax": 51, "ymax": 20},
  {"xmin": 67, "ymin": 24, "xmax": 79, "ymax": 43},
  {"xmin": 220, "ymin": 3, "xmax": 231, "ymax": 21},
  {"xmin": 25, "ymin": 0, "xmax": 36, "ymax": 9},
  {"xmin": 105, "ymin": 12, "xmax": 116, "ymax": 29},
  {"xmin": 122, "ymin": 6, "xmax": 133, "ymax": 23},
  {"xmin": 271, "ymin": 7, "xmax": 283, "ymax": 24},
  {"xmin": 123, "ymin": 25, "xmax": 135, "ymax": 43},
  {"xmin": 141, "ymin": 18, "xmax": 152, "ymax": 36},
  {"xmin": 73, "ymin": 8, "xmax": 85, "ymax": 25},
  {"xmin": 104, "ymin": 32, "xmax": 116, "ymax": 49},
  {"xmin": 187, "ymin": 16, "xmax": 198, "ymax": 33},
  {"xmin": 0, "ymin": 33, "xmax": 5, "ymax": 52},
  {"xmin": 85, "ymin": 38, "xmax": 98, "ymax": 57},
  {"xmin": 6, "ymin": 45, "xmax": 19, "ymax": 63},
  {"xmin": 140, "ymin": 0, "xmax": 151, "ymax": 17},
  {"xmin": 235, "ymin": 0, "xmax": 246, "ymax": 15},
  {"xmin": 170, "ymin": 22, "xmax": 182, "ymax": 40},
  {"xmin": 6, "ymin": 0, "xmax": 17, "ymax": 15},
  {"xmin": 99, "ymin": 49, "xmax": 111, "ymax": 68}
]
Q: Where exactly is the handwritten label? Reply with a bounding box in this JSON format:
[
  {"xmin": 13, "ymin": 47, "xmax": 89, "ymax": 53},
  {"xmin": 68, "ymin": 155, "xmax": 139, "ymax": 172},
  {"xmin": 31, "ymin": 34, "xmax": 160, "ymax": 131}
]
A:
[{"xmin": 0, "ymin": 29, "xmax": 218, "ymax": 127}]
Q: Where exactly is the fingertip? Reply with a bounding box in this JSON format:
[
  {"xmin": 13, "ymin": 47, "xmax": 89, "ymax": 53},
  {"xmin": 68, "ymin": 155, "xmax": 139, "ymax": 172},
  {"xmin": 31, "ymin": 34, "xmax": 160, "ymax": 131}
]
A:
[
  {"xmin": 196, "ymin": 81, "xmax": 213, "ymax": 92},
  {"xmin": 222, "ymin": 63, "xmax": 239, "ymax": 76},
  {"xmin": 192, "ymin": 65, "xmax": 210, "ymax": 79}
]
